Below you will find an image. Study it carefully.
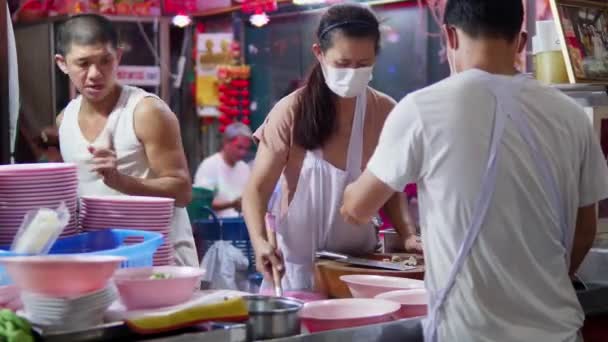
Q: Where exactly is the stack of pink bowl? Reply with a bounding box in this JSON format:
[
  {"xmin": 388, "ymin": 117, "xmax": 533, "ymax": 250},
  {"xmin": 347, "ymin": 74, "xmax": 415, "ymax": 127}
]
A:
[
  {"xmin": 0, "ymin": 255, "xmax": 124, "ymax": 331},
  {"xmin": 79, "ymin": 195, "xmax": 175, "ymax": 265},
  {"xmin": 0, "ymin": 163, "xmax": 80, "ymax": 245}
]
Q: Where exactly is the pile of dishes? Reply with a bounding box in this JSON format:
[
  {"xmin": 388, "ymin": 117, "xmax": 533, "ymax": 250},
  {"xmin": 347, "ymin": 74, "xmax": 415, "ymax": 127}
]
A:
[
  {"xmin": 0, "ymin": 255, "xmax": 125, "ymax": 332},
  {"xmin": 79, "ymin": 196, "xmax": 175, "ymax": 265},
  {"xmin": 0, "ymin": 163, "xmax": 79, "ymax": 245},
  {"xmin": 21, "ymin": 285, "xmax": 117, "ymax": 332}
]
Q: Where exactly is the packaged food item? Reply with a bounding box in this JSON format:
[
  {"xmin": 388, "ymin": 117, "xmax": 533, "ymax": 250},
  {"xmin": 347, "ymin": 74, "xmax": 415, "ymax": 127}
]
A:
[{"xmin": 11, "ymin": 202, "xmax": 69, "ymax": 255}]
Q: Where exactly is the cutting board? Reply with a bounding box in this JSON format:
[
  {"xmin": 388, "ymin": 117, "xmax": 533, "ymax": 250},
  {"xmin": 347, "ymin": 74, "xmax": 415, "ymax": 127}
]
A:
[{"xmin": 313, "ymin": 253, "xmax": 424, "ymax": 299}]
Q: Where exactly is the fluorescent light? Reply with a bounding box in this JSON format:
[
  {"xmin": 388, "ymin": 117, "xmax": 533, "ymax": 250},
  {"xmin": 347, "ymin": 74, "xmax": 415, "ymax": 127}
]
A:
[
  {"xmin": 172, "ymin": 14, "xmax": 192, "ymax": 28},
  {"xmin": 250, "ymin": 13, "xmax": 270, "ymax": 27}
]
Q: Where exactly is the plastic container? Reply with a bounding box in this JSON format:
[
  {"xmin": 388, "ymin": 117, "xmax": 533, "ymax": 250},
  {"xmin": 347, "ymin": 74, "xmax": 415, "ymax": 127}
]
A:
[
  {"xmin": 300, "ymin": 298, "xmax": 400, "ymax": 333},
  {"xmin": 114, "ymin": 266, "xmax": 204, "ymax": 310},
  {"xmin": 0, "ymin": 255, "xmax": 125, "ymax": 296},
  {"xmin": 375, "ymin": 289, "xmax": 428, "ymax": 318},
  {"xmin": 532, "ymin": 20, "xmax": 568, "ymax": 84},
  {"xmin": 186, "ymin": 187, "xmax": 215, "ymax": 221},
  {"xmin": 340, "ymin": 275, "xmax": 424, "ymax": 298},
  {"xmin": 0, "ymin": 229, "xmax": 164, "ymax": 285}
]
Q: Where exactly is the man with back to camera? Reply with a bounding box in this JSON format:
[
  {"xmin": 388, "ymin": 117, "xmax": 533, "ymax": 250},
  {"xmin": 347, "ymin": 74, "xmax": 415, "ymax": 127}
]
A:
[
  {"xmin": 194, "ymin": 122, "xmax": 252, "ymax": 218},
  {"xmin": 53, "ymin": 14, "xmax": 198, "ymax": 267},
  {"xmin": 341, "ymin": 0, "xmax": 608, "ymax": 341}
]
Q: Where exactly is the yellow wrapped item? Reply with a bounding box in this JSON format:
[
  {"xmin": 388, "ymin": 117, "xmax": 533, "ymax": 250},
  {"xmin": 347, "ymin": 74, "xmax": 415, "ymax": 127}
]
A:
[{"xmin": 107, "ymin": 290, "xmax": 250, "ymax": 334}]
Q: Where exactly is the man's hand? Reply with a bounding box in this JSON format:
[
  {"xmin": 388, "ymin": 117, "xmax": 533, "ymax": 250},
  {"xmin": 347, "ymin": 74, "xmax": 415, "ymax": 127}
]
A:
[
  {"xmin": 38, "ymin": 126, "xmax": 60, "ymax": 147},
  {"xmin": 232, "ymin": 197, "xmax": 242, "ymax": 212},
  {"xmin": 405, "ymin": 234, "xmax": 423, "ymax": 254},
  {"xmin": 340, "ymin": 204, "xmax": 371, "ymax": 226},
  {"xmin": 341, "ymin": 172, "xmax": 395, "ymax": 226},
  {"xmin": 89, "ymin": 146, "xmax": 123, "ymax": 189}
]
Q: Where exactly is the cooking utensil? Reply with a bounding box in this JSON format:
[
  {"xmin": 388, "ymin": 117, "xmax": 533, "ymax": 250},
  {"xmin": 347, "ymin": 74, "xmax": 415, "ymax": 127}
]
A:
[
  {"xmin": 316, "ymin": 251, "xmax": 415, "ymax": 271},
  {"xmin": 244, "ymin": 295, "xmax": 303, "ymax": 340},
  {"xmin": 265, "ymin": 217, "xmax": 283, "ymax": 297},
  {"xmin": 271, "ymin": 268, "xmax": 283, "ymax": 297}
]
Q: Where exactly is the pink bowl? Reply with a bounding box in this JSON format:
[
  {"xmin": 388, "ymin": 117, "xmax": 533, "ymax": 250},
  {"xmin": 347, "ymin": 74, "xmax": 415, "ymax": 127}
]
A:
[
  {"xmin": 300, "ymin": 298, "xmax": 400, "ymax": 333},
  {"xmin": 375, "ymin": 289, "xmax": 428, "ymax": 318},
  {"xmin": 114, "ymin": 266, "xmax": 204, "ymax": 310},
  {"xmin": 0, "ymin": 256, "xmax": 125, "ymax": 296},
  {"xmin": 340, "ymin": 275, "xmax": 424, "ymax": 298}
]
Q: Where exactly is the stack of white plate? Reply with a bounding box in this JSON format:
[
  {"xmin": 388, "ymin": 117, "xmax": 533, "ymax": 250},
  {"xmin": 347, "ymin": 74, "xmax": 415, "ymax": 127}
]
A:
[
  {"xmin": 21, "ymin": 285, "xmax": 117, "ymax": 332},
  {"xmin": 79, "ymin": 195, "xmax": 175, "ymax": 266},
  {"xmin": 0, "ymin": 163, "xmax": 80, "ymax": 245}
]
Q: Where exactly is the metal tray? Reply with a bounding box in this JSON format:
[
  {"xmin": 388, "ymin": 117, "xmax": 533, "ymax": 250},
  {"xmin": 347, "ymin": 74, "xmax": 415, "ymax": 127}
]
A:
[{"xmin": 35, "ymin": 321, "xmax": 247, "ymax": 342}]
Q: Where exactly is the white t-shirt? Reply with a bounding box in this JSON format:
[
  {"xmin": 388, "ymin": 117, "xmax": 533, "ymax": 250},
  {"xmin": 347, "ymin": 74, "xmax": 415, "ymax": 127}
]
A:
[
  {"xmin": 368, "ymin": 69, "xmax": 608, "ymax": 342},
  {"xmin": 194, "ymin": 152, "xmax": 250, "ymax": 218}
]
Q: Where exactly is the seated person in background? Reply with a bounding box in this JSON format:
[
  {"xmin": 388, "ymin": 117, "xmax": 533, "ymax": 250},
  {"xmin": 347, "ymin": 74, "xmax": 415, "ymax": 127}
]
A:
[{"xmin": 194, "ymin": 123, "xmax": 252, "ymax": 217}]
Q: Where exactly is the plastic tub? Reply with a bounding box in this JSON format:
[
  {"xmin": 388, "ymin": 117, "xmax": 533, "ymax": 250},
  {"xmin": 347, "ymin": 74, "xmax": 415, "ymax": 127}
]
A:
[
  {"xmin": 114, "ymin": 266, "xmax": 204, "ymax": 310},
  {"xmin": 300, "ymin": 298, "xmax": 400, "ymax": 333},
  {"xmin": 0, "ymin": 229, "xmax": 164, "ymax": 285},
  {"xmin": 375, "ymin": 289, "xmax": 428, "ymax": 318}
]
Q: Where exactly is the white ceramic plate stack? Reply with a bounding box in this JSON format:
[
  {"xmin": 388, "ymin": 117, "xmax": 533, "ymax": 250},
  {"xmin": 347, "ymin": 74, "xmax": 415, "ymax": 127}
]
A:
[
  {"xmin": 0, "ymin": 163, "xmax": 80, "ymax": 246},
  {"xmin": 79, "ymin": 195, "xmax": 175, "ymax": 266},
  {"xmin": 21, "ymin": 285, "xmax": 117, "ymax": 332}
]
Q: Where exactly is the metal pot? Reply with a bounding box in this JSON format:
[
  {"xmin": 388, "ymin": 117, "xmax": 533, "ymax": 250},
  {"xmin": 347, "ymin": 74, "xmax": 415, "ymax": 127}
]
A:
[{"xmin": 244, "ymin": 295, "xmax": 303, "ymax": 340}]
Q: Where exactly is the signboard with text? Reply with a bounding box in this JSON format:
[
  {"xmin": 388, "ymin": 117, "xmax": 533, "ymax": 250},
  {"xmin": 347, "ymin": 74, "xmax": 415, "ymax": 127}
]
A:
[{"xmin": 117, "ymin": 66, "xmax": 161, "ymax": 87}]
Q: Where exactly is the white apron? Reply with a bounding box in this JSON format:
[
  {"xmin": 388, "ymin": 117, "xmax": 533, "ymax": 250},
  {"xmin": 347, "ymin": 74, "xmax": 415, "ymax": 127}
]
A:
[
  {"xmin": 423, "ymin": 73, "xmax": 575, "ymax": 341},
  {"xmin": 59, "ymin": 85, "xmax": 199, "ymax": 267},
  {"xmin": 262, "ymin": 92, "xmax": 377, "ymax": 291}
]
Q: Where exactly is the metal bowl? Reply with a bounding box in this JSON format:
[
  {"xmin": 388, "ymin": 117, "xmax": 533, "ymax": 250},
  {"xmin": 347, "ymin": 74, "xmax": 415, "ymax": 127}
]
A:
[{"xmin": 244, "ymin": 295, "xmax": 303, "ymax": 340}]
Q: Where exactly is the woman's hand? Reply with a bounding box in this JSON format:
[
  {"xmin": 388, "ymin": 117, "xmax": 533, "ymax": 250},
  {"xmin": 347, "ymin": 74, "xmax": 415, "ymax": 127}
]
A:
[{"xmin": 252, "ymin": 238, "xmax": 285, "ymax": 284}]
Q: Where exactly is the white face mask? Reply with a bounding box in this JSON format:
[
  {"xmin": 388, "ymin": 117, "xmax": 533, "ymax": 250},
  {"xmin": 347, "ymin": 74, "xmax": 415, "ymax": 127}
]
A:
[{"xmin": 321, "ymin": 63, "xmax": 374, "ymax": 98}]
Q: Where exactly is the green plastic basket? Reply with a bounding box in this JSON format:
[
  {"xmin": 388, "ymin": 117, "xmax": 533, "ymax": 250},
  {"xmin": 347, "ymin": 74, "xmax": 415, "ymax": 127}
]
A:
[{"xmin": 187, "ymin": 187, "xmax": 216, "ymax": 221}]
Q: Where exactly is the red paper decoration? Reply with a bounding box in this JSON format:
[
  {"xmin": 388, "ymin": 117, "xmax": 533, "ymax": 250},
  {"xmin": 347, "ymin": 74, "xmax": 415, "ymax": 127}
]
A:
[
  {"xmin": 241, "ymin": 0, "xmax": 277, "ymax": 14},
  {"xmin": 216, "ymin": 65, "xmax": 252, "ymax": 130}
]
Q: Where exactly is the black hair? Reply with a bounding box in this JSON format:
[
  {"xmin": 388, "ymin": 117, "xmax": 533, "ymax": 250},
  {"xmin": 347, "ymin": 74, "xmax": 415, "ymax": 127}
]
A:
[
  {"xmin": 443, "ymin": 0, "xmax": 524, "ymax": 41},
  {"xmin": 57, "ymin": 14, "xmax": 119, "ymax": 56},
  {"xmin": 293, "ymin": 3, "xmax": 380, "ymax": 150}
]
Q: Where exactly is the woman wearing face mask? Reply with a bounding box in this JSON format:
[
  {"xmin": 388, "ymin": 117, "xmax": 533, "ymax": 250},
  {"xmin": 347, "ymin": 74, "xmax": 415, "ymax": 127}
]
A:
[{"xmin": 242, "ymin": 3, "xmax": 419, "ymax": 292}]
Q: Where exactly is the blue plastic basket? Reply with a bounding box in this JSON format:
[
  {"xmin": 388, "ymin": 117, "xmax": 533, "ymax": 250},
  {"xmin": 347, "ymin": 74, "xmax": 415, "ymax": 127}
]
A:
[
  {"xmin": 0, "ymin": 229, "xmax": 164, "ymax": 285},
  {"xmin": 192, "ymin": 208, "xmax": 255, "ymax": 273}
]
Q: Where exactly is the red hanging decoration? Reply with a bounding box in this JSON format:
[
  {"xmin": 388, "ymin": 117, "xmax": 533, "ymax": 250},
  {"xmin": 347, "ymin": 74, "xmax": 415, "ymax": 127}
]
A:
[{"xmin": 241, "ymin": 0, "xmax": 277, "ymax": 14}]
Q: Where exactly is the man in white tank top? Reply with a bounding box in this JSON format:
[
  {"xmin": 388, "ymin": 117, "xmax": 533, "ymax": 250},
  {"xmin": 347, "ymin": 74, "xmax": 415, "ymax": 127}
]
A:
[{"xmin": 52, "ymin": 14, "xmax": 198, "ymax": 267}]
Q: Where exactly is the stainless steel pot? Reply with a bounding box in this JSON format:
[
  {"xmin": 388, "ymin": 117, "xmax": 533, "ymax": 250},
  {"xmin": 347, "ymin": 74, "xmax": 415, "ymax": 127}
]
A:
[{"xmin": 244, "ymin": 295, "xmax": 303, "ymax": 340}]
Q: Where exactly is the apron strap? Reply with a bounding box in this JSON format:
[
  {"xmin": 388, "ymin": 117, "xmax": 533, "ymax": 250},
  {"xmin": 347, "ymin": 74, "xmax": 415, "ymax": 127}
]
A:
[
  {"xmin": 424, "ymin": 80, "xmax": 509, "ymax": 342},
  {"xmin": 345, "ymin": 91, "xmax": 367, "ymax": 177},
  {"xmin": 424, "ymin": 73, "xmax": 570, "ymax": 342}
]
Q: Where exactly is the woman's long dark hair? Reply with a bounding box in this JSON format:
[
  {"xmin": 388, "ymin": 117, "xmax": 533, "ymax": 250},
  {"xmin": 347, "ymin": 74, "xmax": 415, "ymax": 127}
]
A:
[{"xmin": 293, "ymin": 3, "xmax": 381, "ymax": 150}]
